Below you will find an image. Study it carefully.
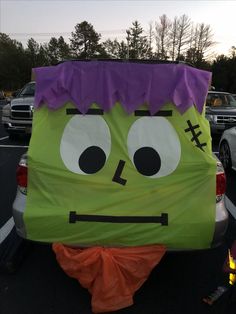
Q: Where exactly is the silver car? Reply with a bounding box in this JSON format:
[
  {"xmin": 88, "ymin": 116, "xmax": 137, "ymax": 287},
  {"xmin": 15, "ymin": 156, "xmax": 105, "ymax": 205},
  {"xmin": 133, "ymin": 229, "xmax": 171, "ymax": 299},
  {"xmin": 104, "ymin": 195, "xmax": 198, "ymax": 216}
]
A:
[
  {"xmin": 2, "ymin": 82, "xmax": 35, "ymax": 138},
  {"xmin": 219, "ymin": 126, "xmax": 236, "ymax": 171},
  {"xmin": 205, "ymin": 91, "xmax": 236, "ymax": 138},
  {"xmin": 12, "ymin": 153, "xmax": 229, "ymax": 249}
]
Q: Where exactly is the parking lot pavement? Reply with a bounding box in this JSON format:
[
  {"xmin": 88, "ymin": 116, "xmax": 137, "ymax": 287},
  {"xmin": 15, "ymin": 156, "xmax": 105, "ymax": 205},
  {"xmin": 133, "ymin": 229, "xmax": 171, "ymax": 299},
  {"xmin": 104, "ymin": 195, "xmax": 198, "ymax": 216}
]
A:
[
  {"xmin": 0, "ymin": 133, "xmax": 30, "ymax": 147},
  {"xmin": 0, "ymin": 236, "xmax": 233, "ymax": 314},
  {"xmin": 0, "ymin": 217, "xmax": 14, "ymax": 244},
  {"xmin": 0, "ymin": 140, "xmax": 29, "ymax": 148},
  {"xmin": 0, "ymin": 136, "xmax": 9, "ymax": 141}
]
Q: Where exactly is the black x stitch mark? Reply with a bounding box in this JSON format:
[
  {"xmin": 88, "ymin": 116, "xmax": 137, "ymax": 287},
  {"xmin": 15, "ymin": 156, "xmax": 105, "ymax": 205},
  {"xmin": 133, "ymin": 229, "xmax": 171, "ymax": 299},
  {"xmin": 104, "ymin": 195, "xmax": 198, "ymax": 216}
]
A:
[{"xmin": 184, "ymin": 120, "xmax": 207, "ymax": 151}]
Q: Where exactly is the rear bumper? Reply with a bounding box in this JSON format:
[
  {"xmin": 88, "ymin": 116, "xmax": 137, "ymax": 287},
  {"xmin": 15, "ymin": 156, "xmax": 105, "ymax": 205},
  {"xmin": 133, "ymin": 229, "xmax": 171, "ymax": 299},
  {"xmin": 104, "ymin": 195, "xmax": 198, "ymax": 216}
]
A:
[
  {"xmin": 2, "ymin": 117, "xmax": 32, "ymax": 134},
  {"xmin": 12, "ymin": 188, "xmax": 27, "ymax": 239},
  {"xmin": 12, "ymin": 190, "xmax": 229, "ymax": 250},
  {"xmin": 211, "ymin": 196, "xmax": 228, "ymax": 248}
]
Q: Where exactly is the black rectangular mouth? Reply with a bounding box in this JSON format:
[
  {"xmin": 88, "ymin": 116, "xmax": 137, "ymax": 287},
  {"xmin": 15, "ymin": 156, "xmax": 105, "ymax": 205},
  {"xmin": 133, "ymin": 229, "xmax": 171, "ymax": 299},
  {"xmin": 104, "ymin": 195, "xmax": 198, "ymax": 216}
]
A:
[{"xmin": 69, "ymin": 211, "xmax": 168, "ymax": 226}]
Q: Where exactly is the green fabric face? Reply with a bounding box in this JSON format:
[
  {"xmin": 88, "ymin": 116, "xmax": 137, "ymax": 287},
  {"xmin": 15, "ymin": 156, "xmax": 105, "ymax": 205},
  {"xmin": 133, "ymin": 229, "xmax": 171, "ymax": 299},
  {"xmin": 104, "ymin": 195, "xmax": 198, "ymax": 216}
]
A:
[{"xmin": 25, "ymin": 102, "xmax": 216, "ymax": 249}]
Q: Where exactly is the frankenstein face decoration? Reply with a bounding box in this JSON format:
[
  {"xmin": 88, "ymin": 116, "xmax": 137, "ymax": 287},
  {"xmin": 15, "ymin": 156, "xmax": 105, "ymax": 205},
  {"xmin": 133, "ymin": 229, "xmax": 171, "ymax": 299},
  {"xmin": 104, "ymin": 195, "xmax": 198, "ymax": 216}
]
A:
[
  {"xmin": 25, "ymin": 102, "xmax": 215, "ymax": 249},
  {"xmin": 61, "ymin": 106, "xmax": 181, "ymax": 226},
  {"xmin": 24, "ymin": 61, "xmax": 216, "ymax": 249}
]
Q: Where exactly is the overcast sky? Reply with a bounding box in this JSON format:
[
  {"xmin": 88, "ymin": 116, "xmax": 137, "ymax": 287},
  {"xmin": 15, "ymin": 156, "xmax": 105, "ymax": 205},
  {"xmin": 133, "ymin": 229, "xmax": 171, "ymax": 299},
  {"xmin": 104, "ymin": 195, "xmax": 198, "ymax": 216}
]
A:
[{"xmin": 1, "ymin": 0, "xmax": 236, "ymax": 56}]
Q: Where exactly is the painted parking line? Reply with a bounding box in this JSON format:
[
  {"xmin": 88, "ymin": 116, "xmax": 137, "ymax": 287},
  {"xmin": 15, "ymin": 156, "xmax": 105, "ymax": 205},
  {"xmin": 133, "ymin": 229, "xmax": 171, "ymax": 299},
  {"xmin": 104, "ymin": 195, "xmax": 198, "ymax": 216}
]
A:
[
  {"xmin": 0, "ymin": 136, "xmax": 9, "ymax": 141},
  {"xmin": 0, "ymin": 145, "xmax": 28, "ymax": 148},
  {"xmin": 0, "ymin": 217, "xmax": 14, "ymax": 244}
]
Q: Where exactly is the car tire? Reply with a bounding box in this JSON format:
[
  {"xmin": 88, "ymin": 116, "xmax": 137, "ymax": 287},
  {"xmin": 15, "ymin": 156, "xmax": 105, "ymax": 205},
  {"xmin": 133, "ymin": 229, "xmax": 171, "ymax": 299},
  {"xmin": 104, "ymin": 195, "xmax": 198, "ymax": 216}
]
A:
[{"xmin": 219, "ymin": 141, "xmax": 232, "ymax": 171}]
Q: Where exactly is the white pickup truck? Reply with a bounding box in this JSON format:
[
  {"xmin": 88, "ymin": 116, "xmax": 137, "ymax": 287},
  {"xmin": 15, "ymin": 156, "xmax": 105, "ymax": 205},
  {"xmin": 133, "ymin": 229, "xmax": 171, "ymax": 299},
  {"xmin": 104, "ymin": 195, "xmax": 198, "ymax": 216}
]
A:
[{"xmin": 2, "ymin": 81, "xmax": 35, "ymax": 138}]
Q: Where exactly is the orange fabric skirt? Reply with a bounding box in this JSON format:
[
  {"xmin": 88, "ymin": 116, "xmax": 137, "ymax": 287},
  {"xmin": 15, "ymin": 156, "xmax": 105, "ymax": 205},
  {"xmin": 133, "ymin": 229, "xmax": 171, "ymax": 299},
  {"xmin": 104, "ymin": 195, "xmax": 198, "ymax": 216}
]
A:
[{"xmin": 53, "ymin": 244, "xmax": 166, "ymax": 313}]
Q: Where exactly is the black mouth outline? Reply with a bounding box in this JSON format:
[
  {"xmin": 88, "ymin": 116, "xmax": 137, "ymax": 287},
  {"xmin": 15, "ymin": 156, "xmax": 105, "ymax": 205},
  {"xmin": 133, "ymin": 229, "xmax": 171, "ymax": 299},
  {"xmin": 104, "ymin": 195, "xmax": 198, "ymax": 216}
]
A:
[{"xmin": 69, "ymin": 211, "xmax": 168, "ymax": 226}]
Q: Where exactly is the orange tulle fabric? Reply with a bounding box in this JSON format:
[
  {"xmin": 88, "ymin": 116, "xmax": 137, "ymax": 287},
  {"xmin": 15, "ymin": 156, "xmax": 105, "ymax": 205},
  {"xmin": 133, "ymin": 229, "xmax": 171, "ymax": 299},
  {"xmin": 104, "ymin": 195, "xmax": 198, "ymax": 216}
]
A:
[{"xmin": 52, "ymin": 244, "xmax": 166, "ymax": 313}]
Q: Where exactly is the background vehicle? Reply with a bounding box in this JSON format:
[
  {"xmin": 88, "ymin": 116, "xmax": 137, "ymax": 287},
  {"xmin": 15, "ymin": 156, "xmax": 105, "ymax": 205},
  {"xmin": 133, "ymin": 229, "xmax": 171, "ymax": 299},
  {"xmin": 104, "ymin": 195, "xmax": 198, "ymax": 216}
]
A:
[
  {"xmin": 205, "ymin": 91, "xmax": 236, "ymax": 137},
  {"xmin": 11, "ymin": 61, "xmax": 226, "ymax": 252},
  {"xmin": 219, "ymin": 126, "xmax": 236, "ymax": 171},
  {"xmin": 1, "ymin": 81, "xmax": 35, "ymax": 138}
]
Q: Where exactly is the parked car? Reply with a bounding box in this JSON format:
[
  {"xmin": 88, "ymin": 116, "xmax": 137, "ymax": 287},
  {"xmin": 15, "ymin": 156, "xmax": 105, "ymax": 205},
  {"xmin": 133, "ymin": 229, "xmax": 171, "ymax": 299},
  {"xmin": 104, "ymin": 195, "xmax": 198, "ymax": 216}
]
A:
[
  {"xmin": 205, "ymin": 91, "xmax": 236, "ymax": 137},
  {"xmin": 12, "ymin": 60, "xmax": 228, "ymax": 251},
  {"xmin": 1, "ymin": 81, "xmax": 35, "ymax": 138},
  {"xmin": 219, "ymin": 126, "xmax": 236, "ymax": 171}
]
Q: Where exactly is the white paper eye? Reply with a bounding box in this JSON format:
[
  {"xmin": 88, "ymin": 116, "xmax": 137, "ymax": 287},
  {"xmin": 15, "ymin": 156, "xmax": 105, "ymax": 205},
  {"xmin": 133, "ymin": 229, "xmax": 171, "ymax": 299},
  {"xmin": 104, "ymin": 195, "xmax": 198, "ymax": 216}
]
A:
[
  {"xmin": 127, "ymin": 117, "xmax": 181, "ymax": 178},
  {"xmin": 60, "ymin": 115, "xmax": 111, "ymax": 174}
]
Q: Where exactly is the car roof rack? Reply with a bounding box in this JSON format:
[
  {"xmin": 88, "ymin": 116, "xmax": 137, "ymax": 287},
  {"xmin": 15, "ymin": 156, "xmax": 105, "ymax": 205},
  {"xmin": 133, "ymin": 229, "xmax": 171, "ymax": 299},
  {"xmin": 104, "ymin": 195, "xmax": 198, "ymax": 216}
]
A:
[{"xmin": 56, "ymin": 59, "xmax": 194, "ymax": 67}]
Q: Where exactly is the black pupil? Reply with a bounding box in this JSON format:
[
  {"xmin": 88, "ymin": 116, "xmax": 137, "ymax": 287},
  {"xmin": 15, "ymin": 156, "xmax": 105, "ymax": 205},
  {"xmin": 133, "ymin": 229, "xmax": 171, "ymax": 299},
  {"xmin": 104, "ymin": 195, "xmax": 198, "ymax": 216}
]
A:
[
  {"xmin": 133, "ymin": 147, "xmax": 161, "ymax": 176},
  {"xmin": 79, "ymin": 146, "xmax": 106, "ymax": 174}
]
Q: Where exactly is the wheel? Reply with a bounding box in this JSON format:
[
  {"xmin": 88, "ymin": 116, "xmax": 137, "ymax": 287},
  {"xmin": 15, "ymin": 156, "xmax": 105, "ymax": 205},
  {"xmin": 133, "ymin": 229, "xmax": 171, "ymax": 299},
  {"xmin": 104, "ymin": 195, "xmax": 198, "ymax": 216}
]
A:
[{"xmin": 219, "ymin": 141, "xmax": 232, "ymax": 171}]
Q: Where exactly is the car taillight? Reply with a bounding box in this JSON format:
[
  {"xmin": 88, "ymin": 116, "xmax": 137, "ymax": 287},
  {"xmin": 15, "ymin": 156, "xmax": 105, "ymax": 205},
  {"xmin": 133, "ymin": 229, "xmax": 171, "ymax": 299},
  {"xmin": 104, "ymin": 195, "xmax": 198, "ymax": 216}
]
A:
[
  {"xmin": 216, "ymin": 172, "xmax": 226, "ymax": 198},
  {"xmin": 16, "ymin": 165, "xmax": 28, "ymax": 187}
]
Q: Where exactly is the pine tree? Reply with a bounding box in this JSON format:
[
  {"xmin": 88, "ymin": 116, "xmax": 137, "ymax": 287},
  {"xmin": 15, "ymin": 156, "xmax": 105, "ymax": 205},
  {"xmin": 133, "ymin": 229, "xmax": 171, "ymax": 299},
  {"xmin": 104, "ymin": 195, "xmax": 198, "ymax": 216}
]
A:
[
  {"xmin": 70, "ymin": 21, "xmax": 106, "ymax": 58},
  {"xmin": 126, "ymin": 21, "xmax": 150, "ymax": 59}
]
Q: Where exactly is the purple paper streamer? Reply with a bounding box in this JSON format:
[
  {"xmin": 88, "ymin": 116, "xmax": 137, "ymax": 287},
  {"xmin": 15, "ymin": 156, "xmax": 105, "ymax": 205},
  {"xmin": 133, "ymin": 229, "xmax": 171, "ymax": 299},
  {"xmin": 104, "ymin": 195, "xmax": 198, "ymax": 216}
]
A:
[{"xmin": 33, "ymin": 61, "xmax": 212, "ymax": 115}]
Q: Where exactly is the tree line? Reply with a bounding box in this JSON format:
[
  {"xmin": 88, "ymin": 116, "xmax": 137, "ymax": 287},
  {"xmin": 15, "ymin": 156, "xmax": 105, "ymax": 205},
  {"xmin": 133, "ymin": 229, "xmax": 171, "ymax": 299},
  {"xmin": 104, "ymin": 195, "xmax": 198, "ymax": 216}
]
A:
[{"xmin": 1, "ymin": 16, "xmax": 236, "ymax": 93}]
